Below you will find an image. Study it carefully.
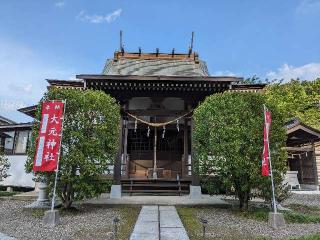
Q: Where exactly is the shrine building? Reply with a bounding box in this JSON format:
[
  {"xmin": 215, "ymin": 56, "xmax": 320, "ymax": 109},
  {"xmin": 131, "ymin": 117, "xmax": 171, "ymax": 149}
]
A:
[{"xmin": 18, "ymin": 48, "xmax": 265, "ymax": 196}]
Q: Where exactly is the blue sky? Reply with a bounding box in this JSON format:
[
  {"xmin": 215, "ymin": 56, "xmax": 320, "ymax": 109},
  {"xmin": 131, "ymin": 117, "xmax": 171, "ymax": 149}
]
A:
[{"xmin": 0, "ymin": 0, "xmax": 320, "ymax": 122}]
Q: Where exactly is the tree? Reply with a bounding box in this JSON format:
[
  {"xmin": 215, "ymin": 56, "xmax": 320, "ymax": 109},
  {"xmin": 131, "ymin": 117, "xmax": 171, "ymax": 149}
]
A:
[
  {"xmin": 240, "ymin": 75, "xmax": 262, "ymax": 84},
  {"xmin": 265, "ymin": 78, "xmax": 320, "ymax": 130},
  {"xmin": 0, "ymin": 150, "xmax": 10, "ymax": 182},
  {"xmin": 26, "ymin": 88, "xmax": 120, "ymax": 208},
  {"xmin": 193, "ymin": 92, "xmax": 287, "ymax": 210}
]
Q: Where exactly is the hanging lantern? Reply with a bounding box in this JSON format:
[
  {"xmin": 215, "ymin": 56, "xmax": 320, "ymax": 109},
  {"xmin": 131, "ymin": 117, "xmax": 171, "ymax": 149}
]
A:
[
  {"xmin": 162, "ymin": 125, "xmax": 166, "ymax": 138},
  {"xmin": 134, "ymin": 118, "xmax": 137, "ymax": 132},
  {"xmin": 176, "ymin": 119, "xmax": 179, "ymax": 132},
  {"xmin": 147, "ymin": 125, "xmax": 150, "ymax": 137}
]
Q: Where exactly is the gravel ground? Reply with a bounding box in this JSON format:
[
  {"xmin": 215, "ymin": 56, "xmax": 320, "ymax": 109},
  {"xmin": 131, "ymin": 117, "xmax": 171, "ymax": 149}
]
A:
[
  {"xmin": 195, "ymin": 193, "xmax": 320, "ymax": 239},
  {"xmin": 283, "ymin": 193, "xmax": 320, "ymax": 207},
  {"xmin": 197, "ymin": 207, "xmax": 320, "ymax": 239},
  {"xmin": 0, "ymin": 200, "xmax": 121, "ymax": 240}
]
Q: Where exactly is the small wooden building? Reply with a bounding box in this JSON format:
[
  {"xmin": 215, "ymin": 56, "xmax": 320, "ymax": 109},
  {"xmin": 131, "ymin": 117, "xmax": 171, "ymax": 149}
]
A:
[
  {"xmin": 286, "ymin": 119, "xmax": 320, "ymax": 190},
  {"xmin": 19, "ymin": 50, "xmax": 265, "ymax": 195}
]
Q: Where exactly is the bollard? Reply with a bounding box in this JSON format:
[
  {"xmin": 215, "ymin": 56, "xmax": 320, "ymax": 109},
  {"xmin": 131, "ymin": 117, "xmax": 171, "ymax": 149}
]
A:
[
  {"xmin": 113, "ymin": 217, "xmax": 120, "ymax": 239},
  {"xmin": 199, "ymin": 218, "xmax": 208, "ymax": 239}
]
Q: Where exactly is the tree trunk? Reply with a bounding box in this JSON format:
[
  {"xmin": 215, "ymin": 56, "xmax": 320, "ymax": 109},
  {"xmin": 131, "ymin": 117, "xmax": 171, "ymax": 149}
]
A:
[
  {"xmin": 238, "ymin": 190, "xmax": 249, "ymax": 210},
  {"xmin": 61, "ymin": 182, "xmax": 74, "ymax": 209}
]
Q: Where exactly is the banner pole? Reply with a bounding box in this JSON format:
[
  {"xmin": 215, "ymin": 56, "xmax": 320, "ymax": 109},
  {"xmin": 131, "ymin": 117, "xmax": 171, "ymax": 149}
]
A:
[
  {"xmin": 264, "ymin": 104, "xmax": 277, "ymax": 214},
  {"xmin": 51, "ymin": 99, "xmax": 66, "ymax": 211}
]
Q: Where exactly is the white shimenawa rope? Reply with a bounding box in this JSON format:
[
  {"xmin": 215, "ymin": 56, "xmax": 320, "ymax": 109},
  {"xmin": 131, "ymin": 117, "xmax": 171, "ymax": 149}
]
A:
[{"xmin": 125, "ymin": 110, "xmax": 193, "ymax": 127}]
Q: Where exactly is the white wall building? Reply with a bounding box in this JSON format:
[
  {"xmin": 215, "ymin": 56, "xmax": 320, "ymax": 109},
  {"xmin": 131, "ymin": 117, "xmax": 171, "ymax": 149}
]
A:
[{"xmin": 0, "ymin": 121, "xmax": 35, "ymax": 188}]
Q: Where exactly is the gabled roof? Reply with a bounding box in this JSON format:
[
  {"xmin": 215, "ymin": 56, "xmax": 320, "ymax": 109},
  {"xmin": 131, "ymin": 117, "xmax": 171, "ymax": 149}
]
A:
[
  {"xmin": 18, "ymin": 105, "xmax": 38, "ymax": 118},
  {"xmin": 0, "ymin": 122, "xmax": 33, "ymax": 131},
  {"xmin": 0, "ymin": 115, "xmax": 16, "ymax": 125},
  {"xmin": 102, "ymin": 51, "xmax": 209, "ymax": 77},
  {"xmin": 285, "ymin": 118, "xmax": 320, "ymax": 146}
]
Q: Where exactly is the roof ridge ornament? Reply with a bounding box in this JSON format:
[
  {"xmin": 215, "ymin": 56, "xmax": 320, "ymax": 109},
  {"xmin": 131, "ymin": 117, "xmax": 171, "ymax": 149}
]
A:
[{"xmin": 188, "ymin": 31, "xmax": 194, "ymax": 57}]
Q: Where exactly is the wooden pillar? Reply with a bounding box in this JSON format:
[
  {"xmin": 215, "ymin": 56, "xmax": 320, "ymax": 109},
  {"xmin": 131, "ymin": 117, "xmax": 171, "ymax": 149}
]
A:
[
  {"xmin": 114, "ymin": 117, "xmax": 123, "ymax": 185},
  {"xmin": 312, "ymin": 141, "xmax": 319, "ymax": 185},
  {"xmin": 299, "ymin": 153, "xmax": 304, "ymax": 184},
  {"xmin": 182, "ymin": 118, "xmax": 188, "ymax": 179},
  {"xmin": 124, "ymin": 119, "xmax": 129, "ymax": 179},
  {"xmin": 191, "ymin": 116, "xmax": 200, "ymax": 185}
]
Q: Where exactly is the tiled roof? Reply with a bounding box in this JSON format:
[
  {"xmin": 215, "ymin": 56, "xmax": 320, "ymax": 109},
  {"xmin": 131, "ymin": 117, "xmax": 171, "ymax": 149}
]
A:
[
  {"xmin": 102, "ymin": 58, "xmax": 210, "ymax": 76},
  {"xmin": 0, "ymin": 115, "xmax": 16, "ymax": 125}
]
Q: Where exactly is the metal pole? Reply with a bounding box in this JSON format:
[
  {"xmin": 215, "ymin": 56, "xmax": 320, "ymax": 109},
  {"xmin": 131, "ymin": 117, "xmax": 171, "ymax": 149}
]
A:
[
  {"xmin": 264, "ymin": 104, "xmax": 277, "ymax": 213},
  {"xmin": 51, "ymin": 99, "xmax": 66, "ymax": 211}
]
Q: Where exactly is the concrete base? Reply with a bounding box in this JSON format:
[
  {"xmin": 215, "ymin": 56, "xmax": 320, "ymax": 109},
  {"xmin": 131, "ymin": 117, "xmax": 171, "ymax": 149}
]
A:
[
  {"xmin": 189, "ymin": 185, "xmax": 202, "ymax": 199},
  {"xmin": 268, "ymin": 212, "xmax": 286, "ymax": 229},
  {"xmin": 43, "ymin": 210, "xmax": 60, "ymax": 227},
  {"xmin": 110, "ymin": 185, "xmax": 122, "ymax": 199},
  {"xmin": 6, "ymin": 187, "xmax": 13, "ymax": 192},
  {"xmin": 300, "ymin": 184, "xmax": 320, "ymax": 191}
]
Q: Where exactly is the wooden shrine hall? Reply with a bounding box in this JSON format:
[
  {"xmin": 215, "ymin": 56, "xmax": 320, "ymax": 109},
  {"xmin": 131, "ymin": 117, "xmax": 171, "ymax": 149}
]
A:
[
  {"xmin": 285, "ymin": 119, "xmax": 320, "ymax": 189},
  {"xmin": 19, "ymin": 48, "xmax": 265, "ymax": 196}
]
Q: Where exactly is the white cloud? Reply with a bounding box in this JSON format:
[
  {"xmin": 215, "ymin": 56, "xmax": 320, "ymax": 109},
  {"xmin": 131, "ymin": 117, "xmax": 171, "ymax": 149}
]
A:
[
  {"xmin": 266, "ymin": 63, "xmax": 320, "ymax": 82},
  {"xmin": 77, "ymin": 9, "xmax": 122, "ymax": 24},
  {"xmin": 296, "ymin": 0, "xmax": 320, "ymax": 15},
  {"xmin": 54, "ymin": 1, "xmax": 66, "ymax": 8},
  {"xmin": 0, "ymin": 38, "xmax": 75, "ymax": 122}
]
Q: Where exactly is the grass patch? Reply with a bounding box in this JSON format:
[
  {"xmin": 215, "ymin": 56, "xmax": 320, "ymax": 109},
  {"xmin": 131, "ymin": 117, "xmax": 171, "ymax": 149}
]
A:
[
  {"xmin": 0, "ymin": 191, "xmax": 20, "ymax": 197},
  {"xmin": 177, "ymin": 206, "xmax": 269, "ymax": 240},
  {"xmin": 289, "ymin": 233, "xmax": 320, "ymax": 240},
  {"xmin": 117, "ymin": 205, "xmax": 140, "ymax": 240},
  {"xmin": 177, "ymin": 207, "xmax": 203, "ymax": 240},
  {"xmin": 287, "ymin": 204, "xmax": 320, "ymax": 215},
  {"xmin": 283, "ymin": 211, "xmax": 320, "ymax": 224},
  {"xmin": 23, "ymin": 208, "xmax": 46, "ymax": 218},
  {"xmin": 234, "ymin": 204, "xmax": 320, "ymax": 224},
  {"xmin": 236, "ymin": 207, "xmax": 269, "ymax": 222}
]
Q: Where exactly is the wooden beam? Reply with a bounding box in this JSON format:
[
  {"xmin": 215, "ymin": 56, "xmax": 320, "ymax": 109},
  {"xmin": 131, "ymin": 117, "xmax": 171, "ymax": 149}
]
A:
[
  {"xmin": 286, "ymin": 146, "xmax": 314, "ymax": 152},
  {"xmin": 124, "ymin": 119, "xmax": 129, "ymax": 179},
  {"xmin": 312, "ymin": 141, "xmax": 319, "ymax": 185},
  {"xmin": 125, "ymin": 109, "xmax": 190, "ymax": 117},
  {"xmin": 182, "ymin": 117, "xmax": 188, "ymax": 179},
  {"xmin": 114, "ymin": 117, "xmax": 123, "ymax": 184},
  {"xmin": 76, "ymin": 74, "xmax": 242, "ymax": 83}
]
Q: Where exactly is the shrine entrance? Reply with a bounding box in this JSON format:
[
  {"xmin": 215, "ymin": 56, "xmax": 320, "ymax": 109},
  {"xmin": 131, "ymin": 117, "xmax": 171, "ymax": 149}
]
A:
[{"xmin": 128, "ymin": 126, "xmax": 184, "ymax": 179}]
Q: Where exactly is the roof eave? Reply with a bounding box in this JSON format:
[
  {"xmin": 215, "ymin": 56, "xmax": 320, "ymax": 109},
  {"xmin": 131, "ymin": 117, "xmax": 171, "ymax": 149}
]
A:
[{"xmin": 76, "ymin": 74, "xmax": 243, "ymax": 82}]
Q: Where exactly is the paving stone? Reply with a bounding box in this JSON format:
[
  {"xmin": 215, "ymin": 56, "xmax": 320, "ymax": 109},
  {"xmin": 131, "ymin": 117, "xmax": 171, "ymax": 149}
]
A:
[
  {"xmin": 141, "ymin": 205, "xmax": 158, "ymax": 211},
  {"xmin": 160, "ymin": 211, "xmax": 183, "ymax": 228},
  {"xmin": 130, "ymin": 233, "xmax": 159, "ymax": 240},
  {"xmin": 160, "ymin": 227, "xmax": 189, "ymax": 240},
  {"xmin": 138, "ymin": 213, "xmax": 158, "ymax": 222},
  {"xmin": 132, "ymin": 221, "xmax": 159, "ymax": 234},
  {"xmin": 159, "ymin": 206, "xmax": 175, "ymax": 211},
  {"xmin": 130, "ymin": 205, "xmax": 189, "ymax": 240}
]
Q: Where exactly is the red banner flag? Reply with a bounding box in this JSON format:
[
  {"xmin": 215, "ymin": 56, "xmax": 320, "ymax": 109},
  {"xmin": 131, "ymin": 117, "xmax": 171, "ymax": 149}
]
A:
[
  {"xmin": 33, "ymin": 101, "xmax": 65, "ymax": 172},
  {"xmin": 262, "ymin": 109, "xmax": 272, "ymax": 176}
]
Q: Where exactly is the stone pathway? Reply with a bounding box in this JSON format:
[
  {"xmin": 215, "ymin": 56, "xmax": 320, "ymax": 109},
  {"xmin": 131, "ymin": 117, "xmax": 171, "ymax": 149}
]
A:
[{"xmin": 130, "ymin": 205, "xmax": 189, "ymax": 240}]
